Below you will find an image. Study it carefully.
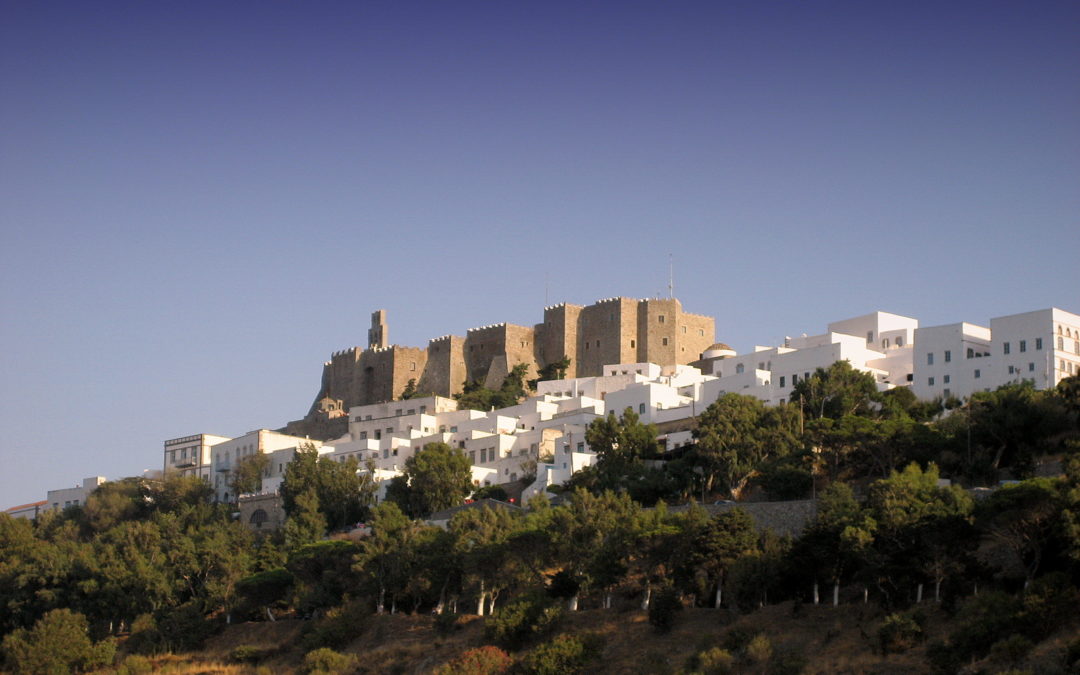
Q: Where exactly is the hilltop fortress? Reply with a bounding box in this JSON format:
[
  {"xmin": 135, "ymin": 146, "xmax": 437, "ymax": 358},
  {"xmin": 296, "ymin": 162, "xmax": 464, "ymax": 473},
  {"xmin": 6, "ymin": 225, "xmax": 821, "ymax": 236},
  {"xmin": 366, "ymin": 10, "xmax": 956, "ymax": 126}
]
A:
[{"xmin": 286, "ymin": 297, "xmax": 715, "ymax": 439}]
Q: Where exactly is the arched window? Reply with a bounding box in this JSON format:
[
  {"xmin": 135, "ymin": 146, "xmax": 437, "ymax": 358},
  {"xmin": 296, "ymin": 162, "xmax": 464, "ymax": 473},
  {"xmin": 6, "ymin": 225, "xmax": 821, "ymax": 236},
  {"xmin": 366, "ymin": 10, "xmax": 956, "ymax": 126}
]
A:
[
  {"xmin": 736, "ymin": 363, "xmax": 745, "ymax": 374},
  {"xmin": 250, "ymin": 509, "xmax": 268, "ymax": 529},
  {"xmin": 897, "ymin": 337, "xmax": 903, "ymax": 347}
]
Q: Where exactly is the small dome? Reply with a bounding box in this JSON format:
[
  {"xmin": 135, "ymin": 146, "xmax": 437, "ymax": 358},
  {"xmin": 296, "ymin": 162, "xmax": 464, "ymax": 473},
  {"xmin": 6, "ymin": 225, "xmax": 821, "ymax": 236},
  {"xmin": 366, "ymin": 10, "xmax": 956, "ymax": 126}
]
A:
[{"xmin": 702, "ymin": 342, "xmax": 736, "ymax": 359}]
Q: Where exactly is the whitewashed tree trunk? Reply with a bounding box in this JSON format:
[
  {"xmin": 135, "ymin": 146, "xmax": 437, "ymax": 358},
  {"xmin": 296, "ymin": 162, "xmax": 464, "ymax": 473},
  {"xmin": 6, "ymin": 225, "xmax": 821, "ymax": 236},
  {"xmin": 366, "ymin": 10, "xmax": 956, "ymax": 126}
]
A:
[
  {"xmin": 568, "ymin": 594, "xmax": 579, "ymax": 611},
  {"xmin": 916, "ymin": 583, "xmax": 924, "ymax": 603},
  {"xmin": 641, "ymin": 585, "xmax": 652, "ymax": 611},
  {"xmin": 715, "ymin": 585, "xmax": 723, "ymax": 608},
  {"xmin": 832, "ymin": 582, "xmax": 839, "ymax": 607},
  {"xmin": 604, "ymin": 593, "xmax": 612, "ymax": 609},
  {"xmin": 377, "ymin": 586, "xmax": 386, "ymax": 615},
  {"xmin": 813, "ymin": 582, "xmax": 820, "ymax": 605},
  {"xmin": 863, "ymin": 587, "xmax": 868, "ymax": 604},
  {"xmin": 935, "ymin": 579, "xmax": 942, "ymax": 602},
  {"xmin": 487, "ymin": 592, "xmax": 497, "ymax": 615},
  {"xmin": 476, "ymin": 580, "xmax": 486, "ymax": 616},
  {"xmin": 391, "ymin": 596, "xmax": 397, "ymax": 614},
  {"xmin": 266, "ymin": 607, "xmax": 276, "ymax": 622}
]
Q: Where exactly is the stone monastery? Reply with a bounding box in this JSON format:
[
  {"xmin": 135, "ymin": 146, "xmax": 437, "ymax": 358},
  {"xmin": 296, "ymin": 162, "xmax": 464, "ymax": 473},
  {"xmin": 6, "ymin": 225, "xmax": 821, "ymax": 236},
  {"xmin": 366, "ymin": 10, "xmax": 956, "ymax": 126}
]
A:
[
  {"xmin": 8, "ymin": 297, "xmax": 1080, "ymax": 528},
  {"xmin": 292, "ymin": 297, "xmax": 714, "ymax": 438}
]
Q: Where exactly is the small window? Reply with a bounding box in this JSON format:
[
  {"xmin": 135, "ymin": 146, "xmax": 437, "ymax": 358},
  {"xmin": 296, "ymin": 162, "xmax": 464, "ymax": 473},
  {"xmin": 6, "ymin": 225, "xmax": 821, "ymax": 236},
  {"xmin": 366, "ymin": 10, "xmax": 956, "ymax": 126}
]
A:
[
  {"xmin": 630, "ymin": 339, "xmax": 636, "ymax": 348},
  {"xmin": 896, "ymin": 337, "xmax": 903, "ymax": 347},
  {"xmin": 928, "ymin": 377, "xmax": 935, "ymax": 386},
  {"xmin": 792, "ymin": 374, "xmax": 798, "ymax": 385},
  {"xmin": 1059, "ymin": 337, "xmax": 1065, "ymax": 350},
  {"xmin": 639, "ymin": 403, "xmax": 646, "ymax": 414},
  {"xmin": 1008, "ymin": 365, "xmax": 1015, "ymax": 374},
  {"xmin": 658, "ymin": 315, "xmax": 665, "ymax": 323},
  {"xmin": 780, "ymin": 376, "xmax": 786, "ymax": 387},
  {"xmin": 736, "ymin": 363, "xmax": 745, "ymax": 374},
  {"xmin": 1019, "ymin": 340, "xmax": 1027, "ymax": 353},
  {"xmin": 866, "ymin": 331, "xmax": 873, "ymax": 344},
  {"xmin": 967, "ymin": 348, "xmax": 974, "ymax": 359},
  {"xmin": 944, "ymin": 350, "xmax": 951, "ymax": 363},
  {"xmin": 943, "ymin": 389, "xmax": 951, "ymax": 398},
  {"xmin": 1004, "ymin": 342, "xmax": 1011, "ymax": 354},
  {"xmin": 1036, "ymin": 338, "xmax": 1043, "ymax": 350},
  {"xmin": 1029, "ymin": 362, "xmax": 1035, "ymax": 372},
  {"xmin": 927, "ymin": 353, "xmax": 934, "ymax": 365},
  {"xmin": 662, "ymin": 337, "xmax": 669, "ymax": 346},
  {"xmin": 974, "ymin": 369, "xmax": 981, "ymax": 379},
  {"xmin": 682, "ymin": 326, "xmax": 687, "ymax": 334},
  {"xmin": 943, "ymin": 375, "xmax": 951, "ymax": 384}
]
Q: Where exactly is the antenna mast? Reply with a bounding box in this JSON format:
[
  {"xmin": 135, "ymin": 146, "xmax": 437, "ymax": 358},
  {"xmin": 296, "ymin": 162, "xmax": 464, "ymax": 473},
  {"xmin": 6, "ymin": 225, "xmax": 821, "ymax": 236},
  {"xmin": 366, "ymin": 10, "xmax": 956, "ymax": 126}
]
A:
[{"xmin": 668, "ymin": 253, "xmax": 674, "ymax": 299}]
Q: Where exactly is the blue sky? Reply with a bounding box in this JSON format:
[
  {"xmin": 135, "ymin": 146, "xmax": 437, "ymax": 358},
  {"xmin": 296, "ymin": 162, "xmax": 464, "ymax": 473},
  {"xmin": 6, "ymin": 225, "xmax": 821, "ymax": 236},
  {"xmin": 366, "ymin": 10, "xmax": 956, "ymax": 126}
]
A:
[{"xmin": 2, "ymin": 1, "xmax": 1078, "ymax": 508}]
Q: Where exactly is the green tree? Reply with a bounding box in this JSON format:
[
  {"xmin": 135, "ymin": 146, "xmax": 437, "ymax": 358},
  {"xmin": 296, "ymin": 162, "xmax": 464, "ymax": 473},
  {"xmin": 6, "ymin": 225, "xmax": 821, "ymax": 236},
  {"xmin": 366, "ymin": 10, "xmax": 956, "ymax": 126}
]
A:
[
  {"xmin": 692, "ymin": 394, "xmax": 800, "ymax": 498},
  {"xmin": 675, "ymin": 507, "xmax": 757, "ymax": 607},
  {"xmin": 354, "ymin": 502, "xmax": 416, "ymax": 613},
  {"xmin": 967, "ymin": 383, "xmax": 1070, "ymax": 479},
  {"xmin": 456, "ymin": 364, "xmax": 532, "ymax": 411},
  {"xmin": 283, "ymin": 488, "xmax": 326, "ymax": 550},
  {"xmin": 977, "ymin": 478, "xmax": 1062, "ymax": 586},
  {"xmin": 229, "ymin": 453, "xmax": 270, "ymax": 501},
  {"xmin": 281, "ymin": 444, "xmax": 375, "ymax": 531},
  {"xmin": 530, "ymin": 357, "xmax": 571, "ymax": 389},
  {"xmin": 791, "ymin": 360, "xmax": 880, "ymax": 421},
  {"xmin": 392, "ymin": 442, "xmax": 473, "ymax": 518},
  {"xmin": 1, "ymin": 608, "xmax": 115, "ymax": 675}
]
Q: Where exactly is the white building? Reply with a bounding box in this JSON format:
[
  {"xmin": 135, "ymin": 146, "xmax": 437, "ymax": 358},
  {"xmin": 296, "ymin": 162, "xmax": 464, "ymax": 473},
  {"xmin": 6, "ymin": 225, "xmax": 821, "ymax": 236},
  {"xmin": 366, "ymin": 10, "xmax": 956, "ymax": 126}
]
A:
[
  {"xmin": 46, "ymin": 476, "xmax": 106, "ymax": 511},
  {"xmin": 913, "ymin": 307, "xmax": 1080, "ymax": 400},
  {"xmin": 210, "ymin": 430, "xmax": 323, "ymax": 503},
  {"xmin": 163, "ymin": 433, "xmax": 231, "ymax": 481}
]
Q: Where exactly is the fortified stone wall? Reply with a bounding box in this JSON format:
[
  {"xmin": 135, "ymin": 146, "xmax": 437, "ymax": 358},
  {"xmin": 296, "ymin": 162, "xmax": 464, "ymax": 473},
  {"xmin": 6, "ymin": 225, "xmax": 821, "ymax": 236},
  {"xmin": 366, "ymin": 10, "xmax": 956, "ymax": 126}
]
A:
[{"xmin": 306, "ymin": 297, "xmax": 716, "ymax": 414}]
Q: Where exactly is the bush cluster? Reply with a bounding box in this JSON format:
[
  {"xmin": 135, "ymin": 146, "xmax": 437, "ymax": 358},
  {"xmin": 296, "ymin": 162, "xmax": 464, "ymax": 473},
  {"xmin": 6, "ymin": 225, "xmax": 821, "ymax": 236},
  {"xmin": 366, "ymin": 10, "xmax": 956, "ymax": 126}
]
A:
[
  {"xmin": 520, "ymin": 633, "xmax": 604, "ymax": 675},
  {"xmin": 484, "ymin": 594, "xmax": 564, "ymax": 650}
]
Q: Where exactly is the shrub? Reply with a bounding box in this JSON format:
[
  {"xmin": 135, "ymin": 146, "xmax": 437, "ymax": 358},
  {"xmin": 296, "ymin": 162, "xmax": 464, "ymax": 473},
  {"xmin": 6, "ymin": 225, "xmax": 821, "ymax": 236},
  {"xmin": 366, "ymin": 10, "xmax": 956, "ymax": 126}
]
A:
[
  {"xmin": 301, "ymin": 600, "xmax": 370, "ymax": 651},
  {"xmin": 434, "ymin": 646, "xmax": 513, "ymax": 675},
  {"xmin": 692, "ymin": 647, "xmax": 735, "ymax": 674},
  {"xmin": 435, "ymin": 611, "xmax": 461, "ymax": 636},
  {"xmin": 1020, "ymin": 573, "xmax": 1079, "ymax": 637},
  {"xmin": 989, "ymin": 634, "xmax": 1034, "ymax": 666},
  {"xmin": 878, "ymin": 611, "xmax": 925, "ymax": 654},
  {"xmin": 745, "ymin": 634, "xmax": 773, "ymax": 665},
  {"xmin": 485, "ymin": 594, "xmax": 563, "ymax": 649},
  {"xmin": 768, "ymin": 645, "xmax": 808, "ymax": 675},
  {"xmin": 230, "ymin": 644, "xmax": 269, "ymax": 664},
  {"xmin": 520, "ymin": 633, "xmax": 604, "ymax": 675},
  {"xmin": 302, "ymin": 647, "xmax": 356, "ymax": 675},
  {"xmin": 1, "ymin": 609, "xmax": 116, "ymax": 674},
  {"xmin": 648, "ymin": 586, "xmax": 682, "ymax": 633},
  {"xmin": 116, "ymin": 654, "xmax": 154, "ymax": 675}
]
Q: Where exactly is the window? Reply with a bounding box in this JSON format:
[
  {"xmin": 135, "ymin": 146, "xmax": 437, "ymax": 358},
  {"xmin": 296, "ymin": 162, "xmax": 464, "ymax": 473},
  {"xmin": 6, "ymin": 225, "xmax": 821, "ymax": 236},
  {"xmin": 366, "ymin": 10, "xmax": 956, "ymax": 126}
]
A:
[
  {"xmin": 662, "ymin": 337, "xmax": 669, "ymax": 346},
  {"xmin": 866, "ymin": 331, "xmax": 874, "ymax": 344},
  {"xmin": 1019, "ymin": 340, "xmax": 1027, "ymax": 353},
  {"xmin": 419, "ymin": 405, "xmax": 427, "ymax": 413},
  {"xmin": 658, "ymin": 315, "xmax": 665, "ymax": 323},
  {"xmin": 1036, "ymin": 338, "xmax": 1043, "ymax": 350},
  {"xmin": 469, "ymin": 451, "xmax": 476, "ymax": 463},
  {"xmin": 928, "ymin": 377, "xmax": 935, "ymax": 386},
  {"xmin": 682, "ymin": 326, "xmax": 687, "ymax": 334},
  {"xmin": 407, "ymin": 409, "xmax": 415, "ymax": 415},
  {"xmin": 944, "ymin": 375, "xmax": 951, "ymax": 384},
  {"xmin": 576, "ymin": 442, "xmax": 584, "ymax": 452},
  {"xmin": 944, "ymin": 389, "xmax": 951, "ymax": 398},
  {"xmin": 699, "ymin": 329, "xmax": 704, "ymax": 336},
  {"xmin": 395, "ymin": 409, "xmax": 402, "ymax": 416},
  {"xmin": 974, "ymin": 369, "xmax": 981, "ymax": 379},
  {"xmin": 1075, "ymin": 340, "xmax": 1079, "ymax": 355},
  {"xmin": 927, "ymin": 353, "xmax": 934, "ymax": 365},
  {"xmin": 882, "ymin": 338, "xmax": 889, "ymax": 348},
  {"xmin": 1029, "ymin": 362, "xmax": 1035, "ymax": 372},
  {"xmin": 780, "ymin": 376, "xmax": 786, "ymax": 387},
  {"xmin": 639, "ymin": 403, "xmax": 646, "ymax": 415},
  {"xmin": 630, "ymin": 339, "xmax": 636, "ymax": 348},
  {"xmin": 1058, "ymin": 336, "xmax": 1065, "ymax": 350},
  {"xmin": 897, "ymin": 337, "xmax": 903, "ymax": 347},
  {"xmin": 1008, "ymin": 365, "xmax": 1015, "ymax": 374},
  {"xmin": 735, "ymin": 364, "xmax": 744, "ymax": 374},
  {"xmin": 1004, "ymin": 342, "xmax": 1011, "ymax": 354},
  {"xmin": 360, "ymin": 431, "xmax": 367, "ymax": 440},
  {"xmin": 967, "ymin": 348, "xmax": 974, "ymax": 359},
  {"xmin": 944, "ymin": 350, "xmax": 951, "ymax": 362},
  {"xmin": 410, "ymin": 361, "xmax": 416, "ymax": 371},
  {"xmin": 792, "ymin": 374, "xmax": 798, "ymax": 385}
]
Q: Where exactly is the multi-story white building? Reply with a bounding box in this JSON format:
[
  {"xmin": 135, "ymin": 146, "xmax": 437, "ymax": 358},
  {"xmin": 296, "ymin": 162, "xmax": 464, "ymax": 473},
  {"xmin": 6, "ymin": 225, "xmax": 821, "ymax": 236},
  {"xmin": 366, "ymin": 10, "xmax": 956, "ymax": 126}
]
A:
[
  {"xmin": 210, "ymin": 430, "xmax": 323, "ymax": 503},
  {"xmin": 163, "ymin": 433, "xmax": 231, "ymax": 481},
  {"xmin": 913, "ymin": 307, "xmax": 1080, "ymax": 400}
]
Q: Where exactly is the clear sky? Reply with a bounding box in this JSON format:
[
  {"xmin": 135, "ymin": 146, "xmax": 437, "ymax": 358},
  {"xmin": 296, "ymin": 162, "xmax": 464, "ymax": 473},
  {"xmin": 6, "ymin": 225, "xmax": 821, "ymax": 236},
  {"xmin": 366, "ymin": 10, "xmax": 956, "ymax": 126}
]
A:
[{"xmin": 2, "ymin": 1, "xmax": 1077, "ymax": 508}]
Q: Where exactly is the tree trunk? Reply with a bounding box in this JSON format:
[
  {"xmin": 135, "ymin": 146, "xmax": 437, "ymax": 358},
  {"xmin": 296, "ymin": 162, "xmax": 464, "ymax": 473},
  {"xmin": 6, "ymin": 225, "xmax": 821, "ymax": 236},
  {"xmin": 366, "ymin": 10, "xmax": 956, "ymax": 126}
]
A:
[
  {"xmin": 832, "ymin": 582, "xmax": 839, "ymax": 607},
  {"xmin": 568, "ymin": 594, "xmax": 579, "ymax": 611},
  {"xmin": 813, "ymin": 582, "xmax": 819, "ymax": 605},
  {"xmin": 714, "ymin": 585, "xmax": 723, "ymax": 608},
  {"xmin": 377, "ymin": 585, "xmax": 386, "ymax": 615},
  {"xmin": 476, "ymin": 580, "xmax": 486, "ymax": 616},
  {"xmin": 605, "ymin": 592, "xmax": 612, "ymax": 609},
  {"xmin": 487, "ymin": 590, "xmax": 497, "ymax": 615},
  {"xmin": 266, "ymin": 607, "xmax": 276, "ymax": 622},
  {"xmin": 391, "ymin": 596, "xmax": 397, "ymax": 614},
  {"xmin": 435, "ymin": 581, "xmax": 447, "ymax": 615},
  {"xmin": 916, "ymin": 583, "xmax": 923, "ymax": 603},
  {"xmin": 641, "ymin": 585, "xmax": 652, "ymax": 611},
  {"xmin": 935, "ymin": 579, "xmax": 942, "ymax": 602}
]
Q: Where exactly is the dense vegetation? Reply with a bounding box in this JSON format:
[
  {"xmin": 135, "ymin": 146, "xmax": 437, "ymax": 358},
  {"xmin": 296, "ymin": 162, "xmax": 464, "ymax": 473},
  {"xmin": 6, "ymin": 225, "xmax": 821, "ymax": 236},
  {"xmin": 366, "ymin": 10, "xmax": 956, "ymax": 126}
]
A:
[{"xmin": 2, "ymin": 372, "xmax": 1078, "ymax": 673}]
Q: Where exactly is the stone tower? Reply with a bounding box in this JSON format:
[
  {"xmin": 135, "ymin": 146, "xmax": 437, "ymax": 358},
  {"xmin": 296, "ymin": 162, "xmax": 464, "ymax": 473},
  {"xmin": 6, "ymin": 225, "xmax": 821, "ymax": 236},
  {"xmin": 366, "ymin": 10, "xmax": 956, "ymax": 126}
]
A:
[{"xmin": 368, "ymin": 310, "xmax": 388, "ymax": 350}]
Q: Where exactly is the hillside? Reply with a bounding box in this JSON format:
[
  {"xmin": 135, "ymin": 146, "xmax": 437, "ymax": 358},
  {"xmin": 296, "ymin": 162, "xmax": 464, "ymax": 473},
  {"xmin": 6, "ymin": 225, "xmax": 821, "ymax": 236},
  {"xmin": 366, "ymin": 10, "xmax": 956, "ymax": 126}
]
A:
[{"xmin": 107, "ymin": 601, "xmax": 1079, "ymax": 674}]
